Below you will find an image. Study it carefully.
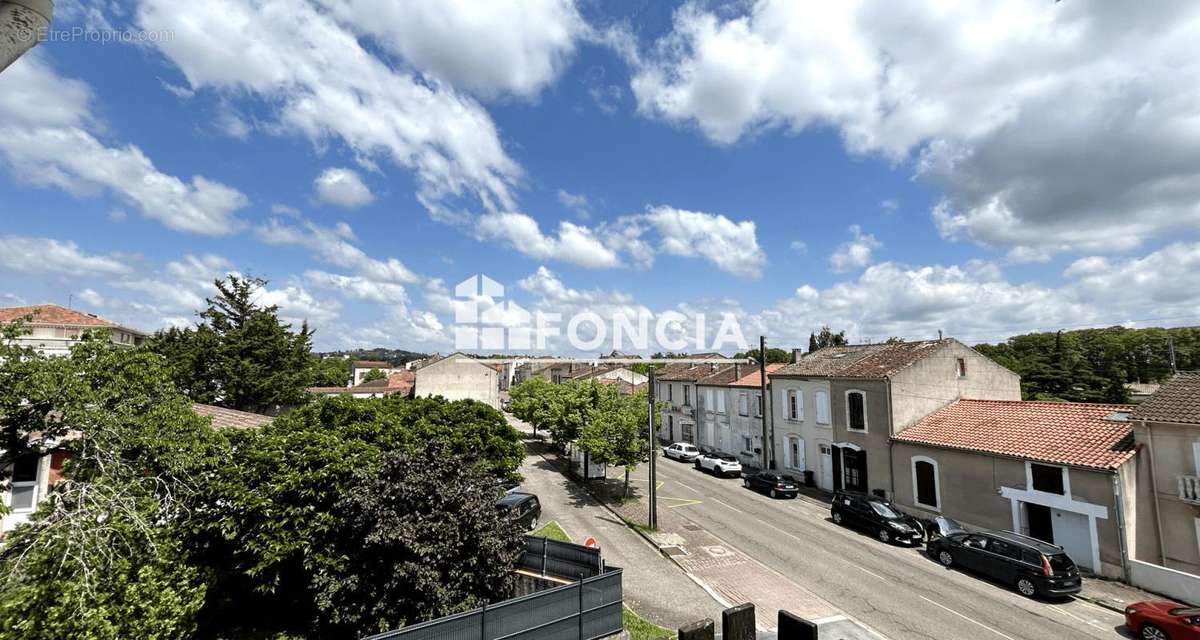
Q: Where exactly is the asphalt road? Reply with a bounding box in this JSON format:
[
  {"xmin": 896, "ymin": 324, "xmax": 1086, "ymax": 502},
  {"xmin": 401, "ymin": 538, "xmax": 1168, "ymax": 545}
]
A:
[{"xmin": 646, "ymin": 456, "xmax": 1132, "ymax": 640}]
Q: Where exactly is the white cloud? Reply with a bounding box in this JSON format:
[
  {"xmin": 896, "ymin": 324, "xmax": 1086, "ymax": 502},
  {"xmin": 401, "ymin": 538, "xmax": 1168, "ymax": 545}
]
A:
[
  {"xmin": 829, "ymin": 225, "xmax": 880, "ymax": 273},
  {"xmin": 314, "ymin": 167, "xmax": 375, "ymax": 208},
  {"xmin": 632, "ymin": 1, "xmax": 1200, "ymax": 255},
  {"xmin": 0, "ymin": 235, "xmax": 132, "ymax": 276},
  {"xmin": 790, "ymin": 240, "xmax": 808, "ymax": 254},
  {"xmin": 137, "ymin": 0, "xmax": 523, "ymax": 222},
  {"xmin": 557, "ymin": 189, "xmax": 591, "ymax": 219},
  {"xmin": 476, "ymin": 212, "xmax": 621, "ymax": 269},
  {"xmin": 319, "ymin": 0, "xmax": 587, "ymax": 99},
  {"xmin": 304, "ymin": 270, "xmax": 408, "ymax": 305},
  {"xmin": 0, "ymin": 55, "xmax": 249, "ymax": 235},
  {"xmin": 638, "ymin": 206, "xmax": 766, "ymax": 278},
  {"xmin": 256, "ymin": 219, "xmax": 420, "ymax": 284},
  {"xmin": 77, "ymin": 289, "xmax": 107, "ymax": 307},
  {"xmin": 880, "ymin": 199, "xmax": 898, "ymax": 213}
]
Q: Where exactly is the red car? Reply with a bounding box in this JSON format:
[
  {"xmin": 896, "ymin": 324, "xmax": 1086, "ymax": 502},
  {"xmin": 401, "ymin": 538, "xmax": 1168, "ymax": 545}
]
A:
[{"xmin": 1125, "ymin": 601, "xmax": 1200, "ymax": 639}]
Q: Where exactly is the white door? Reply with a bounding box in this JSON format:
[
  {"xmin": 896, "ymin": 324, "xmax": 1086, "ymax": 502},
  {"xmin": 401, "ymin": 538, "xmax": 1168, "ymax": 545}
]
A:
[
  {"xmin": 819, "ymin": 443, "xmax": 834, "ymax": 491},
  {"xmin": 705, "ymin": 422, "xmax": 714, "ymax": 449},
  {"xmin": 1051, "ymin": 508, "xmax": 1093, "ymax": 571}
]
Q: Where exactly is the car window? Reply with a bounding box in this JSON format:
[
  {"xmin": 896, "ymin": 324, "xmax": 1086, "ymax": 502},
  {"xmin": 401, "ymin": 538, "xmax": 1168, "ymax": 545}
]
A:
[
  {"xmin": 1048, "ymin": 554, "xmax": 1075, "ymax": 572},
  {"xmin": 989, "ymin": 540, "xmax": 1020, "ymax": 560},
  {"xmin": 1021, "ymin": 549, "xmax": 1041, "ymax": 565},
  {"xmin": 870, "ymin": 502, "xmax": 900, "ymax": 518},
  {"xmin": 963, "ymin": 535, "xmax": 990, "ymax": 550}
]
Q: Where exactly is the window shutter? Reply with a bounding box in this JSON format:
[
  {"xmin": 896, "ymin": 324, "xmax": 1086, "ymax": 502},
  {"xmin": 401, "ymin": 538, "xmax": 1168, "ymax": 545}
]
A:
[
  {"xmin": 780, "ymin": 389, "xmax": 788, "ymax": 420},
  {"xmin": 717, "ymin": 391, "xmax": 725, "ymax": 413},
  {"xmin": 796, "ymin": 390, "xmax": 804, "ymax": 420}
]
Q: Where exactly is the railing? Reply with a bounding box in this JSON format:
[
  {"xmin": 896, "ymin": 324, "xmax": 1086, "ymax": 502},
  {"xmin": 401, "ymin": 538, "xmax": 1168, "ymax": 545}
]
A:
[
  {"xmin": 521, "ymin": 537, "xmax": 604, "ymax": 579},
  {"xmin": 1179, "ymin": 475, "xmax": 1200, "ymax": 504}
]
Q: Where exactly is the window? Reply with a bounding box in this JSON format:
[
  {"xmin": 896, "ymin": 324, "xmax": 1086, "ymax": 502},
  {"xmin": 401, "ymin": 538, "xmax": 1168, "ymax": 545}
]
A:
[
  {"xmin": 705, "ymin": 388, "xmax": 714, "ymax": 410},
  {"xmin": 10, "ymin": 456, "xmax": 39, "ymax": 512},
  {"xmin": 988, "ymin": 539, "xmax": 1021, "ymax": 560},
  {"xmin": 754, "ymin": 393, "xmax": 763, "ymax": 417},
  {"xmin": 684, "ymin": 385, "xmax": 691, "ymax": 406},
  {"xmin": 846, "ymin": 391, "xmax": 867, "ymax": 431},
  {"xmin": 912, "ymin": 456, "xmax": 940, "ymax": 510},
  {"xmin": 787, "ymin": 390, "xmax": 804, "ymax": 421},
  {"xmin": 716, "ymin": 391, "xmax": 726, "ymax": 413},
  {"xmin": 815, "ymin": 390, "xmax": 830, "ymax": 425},
  {"xmin": 956, "ymin": 357, "xmax": 967, "ymax": 378},
  {"xmin": 743, "ymin": 436, "xmax": 753, "ymax": 452},
  {"xmin": 1030, "ymin": 463, "xmax": 1066, "ymax": 495},
  {"xmin": 668, "ymin": 384, "xmax": 673, "ymax": 402},
  {"xmin": 682, "ymin": 423, "xmax": 694, "ymax": 442},
  {"xmin": 785, "ymin": 437, "xmax": 804, "ymax": 470},
  {"xmin": 738, "ymin": 392, "xmax": 749, "ymax": 416}
]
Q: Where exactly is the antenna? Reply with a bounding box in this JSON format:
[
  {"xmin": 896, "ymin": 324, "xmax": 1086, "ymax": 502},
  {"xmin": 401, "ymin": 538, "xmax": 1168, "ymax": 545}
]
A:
[
  {"xmin": 68, "ymin": 293, "xmax": 73, "ymax": 309},
  {"xmin": 1169, "ymin": 336, "xmax": 1178, "ymax": 374}
]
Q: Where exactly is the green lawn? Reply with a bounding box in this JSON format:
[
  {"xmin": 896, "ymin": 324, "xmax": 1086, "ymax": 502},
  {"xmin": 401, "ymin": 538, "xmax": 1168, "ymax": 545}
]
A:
[
  {"xmin": 531, "ymin": 520, "xmax": 572, "ymax": 542},
  {"xmin": 623, "ymin": 607, "xmax": 675, "ymax": 640}
]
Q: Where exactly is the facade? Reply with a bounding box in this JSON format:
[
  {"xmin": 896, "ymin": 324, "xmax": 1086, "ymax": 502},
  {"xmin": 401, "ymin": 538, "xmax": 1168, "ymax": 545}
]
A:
[
  {"xmin": 655, "ymin": 359, "xmax": 735, "ymax": 444},
  {"xmin": 1131, "ymin": 372, "xmax": 1200, "ymax": 575},
  {"xmin": 0, "ymin": 304, "xmax": 146, "ymax": 356},
  {"xmin": 696, "ymin": 364, "xmax": 780, "ymax": 467},
  {"xmin": 308, "ymin": 370, "xmax": 417, "ymax": 399},
  {"xmin": 413, "ymin": 352, "xmax": 501, "ymax": 408},
  {"xmin": 350, "ymin": 360, "xmax": 396, "ymax": 386},
  {"xmin": 566, "ymin": 365, "xmax": 649, "ymax": 387},
  {"xmin": 891, "ymin": 399, "xmax": 1138, "ymax": 578},
  {"xmin": 771, "ymin": 339, "xmax": 1021, "ymax": 497}
]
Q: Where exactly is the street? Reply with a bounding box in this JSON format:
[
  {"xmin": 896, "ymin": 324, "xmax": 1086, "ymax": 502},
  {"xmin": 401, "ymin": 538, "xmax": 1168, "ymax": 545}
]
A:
[{"xmin": 636, "ymin": 456, "xmax": 1132, "ymax": 640}]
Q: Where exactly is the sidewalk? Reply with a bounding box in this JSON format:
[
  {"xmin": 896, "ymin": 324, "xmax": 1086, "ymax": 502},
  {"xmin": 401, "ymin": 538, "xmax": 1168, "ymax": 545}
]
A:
[{"xmin": 1078, "ymin": 577, "xmax": 1162, "ymax": 613}]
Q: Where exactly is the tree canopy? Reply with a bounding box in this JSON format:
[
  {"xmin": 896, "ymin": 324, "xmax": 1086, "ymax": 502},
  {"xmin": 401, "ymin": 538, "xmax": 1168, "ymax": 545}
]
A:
[
  {"xmin": 808, "ymin": 326, "xmax": 848, "ymax": 352},
  {"xmin": 734, "ymin": 347, "xmax": 791, "ymax": 364}
]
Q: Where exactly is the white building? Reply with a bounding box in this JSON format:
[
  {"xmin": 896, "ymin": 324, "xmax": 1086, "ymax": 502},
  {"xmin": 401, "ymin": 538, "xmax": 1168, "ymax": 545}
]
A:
[
  {"xmin": 413, "ymin": 352, "xmax": 501, "ymax": 408},
  {"xmin": 0, "ymin": 304, "xmax": 146, "ymax": 356}
]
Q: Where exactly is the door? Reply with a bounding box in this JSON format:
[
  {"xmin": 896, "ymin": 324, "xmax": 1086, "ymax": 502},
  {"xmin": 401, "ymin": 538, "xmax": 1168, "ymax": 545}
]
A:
[
  {"xmin": 1026, "ymin": 503, "xmax": 1054, "ymax": 543},
  {"xmin": 819, "ymin": 444, "xmax": 834, "ymax": 491},
  {"xmin": 1051, "ymin": 508, "xmax": 1092, "ymax": 571},
  {"xmin": 958, "ymin": 535, "xmax": 992, "ymax": 573},
  {"xmin": 706, "ymin": 422, "xmax": 715, "ymax": 450},
  {"xmin": 842, "ymin": 448, "xmax": 868, "ymax": 493},
  {"xmin": 985, "ymin": 539, "xmax": 1021, "ymax": 584}
]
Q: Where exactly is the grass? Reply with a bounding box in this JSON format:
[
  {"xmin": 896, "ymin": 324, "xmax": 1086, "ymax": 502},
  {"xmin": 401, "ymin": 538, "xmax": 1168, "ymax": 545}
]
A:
[
  {"xmin": 531, "ymin": 520, "xmax": 572, "ymax": 542},
  {"xmin": 623, "ymin": 606, "xmax": 675, "ymax": 640}
]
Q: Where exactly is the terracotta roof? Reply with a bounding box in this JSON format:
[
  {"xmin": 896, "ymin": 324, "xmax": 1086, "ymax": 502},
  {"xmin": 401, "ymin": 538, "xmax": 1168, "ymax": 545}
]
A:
[
  {"xmin": 1133, "ymin": 372, "xmax": 1200, "ymax": 425},
  {"xmin": 729, "ymin": 363, "xmax": 786, "ymax": 388},
  {"xmin": 351, "ymin": 370, "xmax": 415, "ymax": 396},
  {"xmin": 657, "ymin": 362, "xmax": 737, "ymax": 382},
  {"xmin": 895, "ymin": 399, "xmax": 1138, "ymax": 470},
  {"xmin": 352, "ymin": 360, "xmax": 391, "ymax": 369},
  {"xmin": 598, "ymin": 379, "xmax": 647, "ymax": 395},
  {"xmin": 192, "ymin": 403, "xmax": 274, "ymax": 429},
  {"xmin": 0, "ymin": 304, "xmax": 145, "ymax": 334},
  {"xmin": 774, "ymin": 340, "xmax": 949, "ymax": 379}
]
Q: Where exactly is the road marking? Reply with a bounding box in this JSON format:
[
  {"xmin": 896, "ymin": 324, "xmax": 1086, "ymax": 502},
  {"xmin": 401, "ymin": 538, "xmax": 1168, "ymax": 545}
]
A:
[
  {"xmin": 1048, "ymin": 604, "xmax": 1110, "ymax": 631},
  {"xmin": 663, "ymin": 498, "xmax": 703, "ymax": 509},
  {"xmin": 675, "ymin": 480, "xmax": 702, "ymax": 494},
  {"xmin": 918, "ymin": 596, "xmax": 1018, "ymax": 640},
  {"xmin": 855, "ymin": 565, "xmax": 887, "ymax": 581},
  {"xmin": 711, "ymin": 498, "xmax": 743, "ymax": 513}
]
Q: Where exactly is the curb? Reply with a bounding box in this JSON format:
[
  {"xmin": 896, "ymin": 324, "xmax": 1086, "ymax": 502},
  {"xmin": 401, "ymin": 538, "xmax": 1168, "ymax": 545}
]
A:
[{"xmin": 1074, "ymin": 593, "xmax": 1126, "ymax": 614}]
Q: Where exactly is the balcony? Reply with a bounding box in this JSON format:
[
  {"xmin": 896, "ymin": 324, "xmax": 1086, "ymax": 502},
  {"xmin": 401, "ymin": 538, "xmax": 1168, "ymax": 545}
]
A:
[{"xmin": 1179, "ymin": 475, "xmax": 1200, "ymax": 505}]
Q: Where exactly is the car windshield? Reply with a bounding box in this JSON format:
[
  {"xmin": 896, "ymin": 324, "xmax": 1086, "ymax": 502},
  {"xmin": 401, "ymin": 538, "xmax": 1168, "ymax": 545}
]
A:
[
  {"xmin": 1169, "ymin": 607, "xmax": 1200, "ymax": 616},
  {"xmin": 870, "ymin": 502, "xmax": 901, "ymax": 518},
  {"xmin": 1048, "ymin": 554, "xmax": 1075, "ymax": 572},
  {"xmin": 717, "ymin": 455, "xmax": 737, "ymax": 461}
]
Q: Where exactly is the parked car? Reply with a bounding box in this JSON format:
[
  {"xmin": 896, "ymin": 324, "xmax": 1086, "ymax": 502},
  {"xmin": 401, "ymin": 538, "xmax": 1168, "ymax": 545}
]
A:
[
  {"xmin": 496, "ymin": 492, "xmax": 541, "ymax": 531},
  {"xmin": 695, "ymin": 451, "xmax": 742, "ymax": 477},
  {"xmin": 743, "ymin": 471, "xmax": 800, "ymax": 498},
  {"xmin": 1125, "ymin": 601, "xmax": 1200, "ymax": 640},
  {"xmin": 927, "ymin": 528, "xmax": 1082, "ymax": 598},
  {"xmin": 663, "ymin": 442, "xmax": 702, "ymax": 461},
  {"xmin": 830, "ymin": 491, "xmax": 924, "ymax": 545}
]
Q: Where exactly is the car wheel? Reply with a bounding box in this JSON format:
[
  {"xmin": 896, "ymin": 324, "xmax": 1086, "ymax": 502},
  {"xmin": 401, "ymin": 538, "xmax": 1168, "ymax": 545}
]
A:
[
  {"xmin": 529, "ymin": 518, "xmax": 539, "ymax": 531},
  {"xmin": 743, "ymin": 478, "xmax": 750, "ymax": 488},
  {"xmin": 1016, "ymin": 577, "xmax": 1038, "ymax": 598},
  {"xmin": 770, "ymin": 489, "xmax": 778, "ymax": 498},
  {"xmin": 832, "ymin": 511, "xmax": 843, "ymax": 525},
  {"xmin": 937, "ymin": 550, "xmax": 953, "ymax": 567},
  {"xmin": 877, "ymin": 528, "xmax": 891, "ymax": 543},
  {"xmin": 1140, "ymin": 623, "xmax": 1170, "ymax": 640}
]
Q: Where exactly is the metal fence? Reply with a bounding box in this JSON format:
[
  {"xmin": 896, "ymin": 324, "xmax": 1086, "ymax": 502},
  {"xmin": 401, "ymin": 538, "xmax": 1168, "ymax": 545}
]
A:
[{"xmin": 363, "ymin": 538, "xmax": 623, "ymax": 640}]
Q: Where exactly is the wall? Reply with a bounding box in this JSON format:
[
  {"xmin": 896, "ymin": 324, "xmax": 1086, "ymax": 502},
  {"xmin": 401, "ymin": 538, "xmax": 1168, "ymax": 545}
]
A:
[
  {"xmin": 1134, "ymin": 420, "xmax": 1200, "ymax": 574},
  {"xmin": 770, "ymin": 377, "xmax": 833, "ymax": 479},
  {"xmin": 830, "ymin": 379, "xmax": 892, "ymax": 495},
  {"xmin": 890, "ymin": 341, "xmax": 1021, "ymax": 433},
  {"xmin": 413, "ymin": 355, "xmax": 499, "ymax": 408},
  {"xmin": 656, "ymin": 380, "xmax": 697, "ymax": 443},
  {"xmin": 1129, "ymin": 559, "xmax": 1200, "ymax": 606}
]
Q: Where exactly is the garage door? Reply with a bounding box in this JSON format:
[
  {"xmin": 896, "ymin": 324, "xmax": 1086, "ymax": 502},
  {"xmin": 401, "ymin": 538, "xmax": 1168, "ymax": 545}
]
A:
[{"xmin": 1051, "ymin": 508, "xmax": 1093, "ymax": 571}]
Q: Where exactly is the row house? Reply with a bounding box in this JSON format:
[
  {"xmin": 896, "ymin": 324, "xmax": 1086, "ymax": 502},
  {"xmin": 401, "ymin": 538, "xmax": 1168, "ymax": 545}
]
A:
[
  {"xmin": 769, "ymin": 338, "xmax": 1021, "ymax": 496},
  {"xmin": 655, "ymin": 358, "xmax": 735, "ymax": 444},
  {"xmin": 696, "ymin": 364, "xmax": 782, "ymax": 467}
]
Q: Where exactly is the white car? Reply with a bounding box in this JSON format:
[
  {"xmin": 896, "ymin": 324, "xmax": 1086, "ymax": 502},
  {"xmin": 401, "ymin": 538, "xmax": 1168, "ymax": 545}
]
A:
[
  {"xmin": 695, "ymin": 451, "xmax": 742, "ymax": 477},
  {"xmin": 663, "ymin": 442, "xmax": 701, "ymax": 461}
]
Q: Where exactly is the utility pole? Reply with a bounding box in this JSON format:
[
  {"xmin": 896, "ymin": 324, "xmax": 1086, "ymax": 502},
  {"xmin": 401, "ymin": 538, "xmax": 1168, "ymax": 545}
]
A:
[
  {"xmin": 647, "ymin": 368, "xmax": 657, "ymax": 529},
  {"xmin": 758, "ymin": 335, "xmax": 773, "ymax": 470}
]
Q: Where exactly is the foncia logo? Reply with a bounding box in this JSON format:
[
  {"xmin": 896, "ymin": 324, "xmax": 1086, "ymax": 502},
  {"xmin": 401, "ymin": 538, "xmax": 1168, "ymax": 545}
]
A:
[{"xmin": 453, "ymin": 274, "xmax": 748, "ymax": 353}]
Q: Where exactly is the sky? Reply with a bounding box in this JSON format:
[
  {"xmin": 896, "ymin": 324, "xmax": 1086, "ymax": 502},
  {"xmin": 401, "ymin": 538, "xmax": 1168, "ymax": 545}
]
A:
[{"xmin": 2, "ymin": 0, "xmax": 1200, "ymax": 355}]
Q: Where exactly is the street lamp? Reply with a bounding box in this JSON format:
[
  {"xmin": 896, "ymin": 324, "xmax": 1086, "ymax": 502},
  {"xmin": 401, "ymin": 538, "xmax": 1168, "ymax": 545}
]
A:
[{"xmin": 1, "ymin": 0, "xmax": 53, "ymax": 74}]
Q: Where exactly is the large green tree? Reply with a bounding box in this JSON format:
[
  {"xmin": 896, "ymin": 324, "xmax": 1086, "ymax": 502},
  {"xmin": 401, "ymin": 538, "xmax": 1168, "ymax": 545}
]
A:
[
  {"xmin": 148, "ymin": 275, "xmax": 317, "ymax": 413},
  {"xmin": 809, "ymin": 326, "xmax": 848, "ymax": 352}
]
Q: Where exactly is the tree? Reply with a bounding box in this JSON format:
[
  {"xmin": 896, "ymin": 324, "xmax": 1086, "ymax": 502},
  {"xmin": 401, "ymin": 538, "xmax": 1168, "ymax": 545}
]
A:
[
  {"xmin": 579, "ymin": 387, "xmax": 655, "ymax": 497},
  {"xmin": 361, "ymin": 367, "xmax": 387, "ymax": 383},
  {"xmin": 735, "ymin": 347, "xmax": 791, "ymax": 364},
  {"xmin": 148, "ymin": 275, "xmax": 317, "ymax": 413},
  {"xmin": 810, "ymin": 326, "xmax": 848, "ymax": 351},
  {"xmin": 310, "ymin": 355, "xmax": 351, "ymax": 387}
]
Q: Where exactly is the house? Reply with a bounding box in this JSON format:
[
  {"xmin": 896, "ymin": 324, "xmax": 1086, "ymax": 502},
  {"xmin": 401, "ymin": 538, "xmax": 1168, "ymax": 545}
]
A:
[
  {"xmin": 565, "ymin": 364, "xmax": 649, "ymax": 387},
  {"xmin": 1130, "ymin": 372, "xmax": 1200, "ymax": 577},
  {"xmin": 2, "ymin": 403, "xmax": 272, "ymax": 535},
  {"xmin": 308, "ymin": 370, "xmax": 417, "ymax": 400},
  {"xmin": 0, "ymin": 304, "xmax": 146, "ymax": 356},
  {"xmin": 413, "ymin": 352, "xmax": 500, "ymax": 408},
  {"xmin": 1126, "ymin": 382, "xmax": 1162, "ymax": 405},
  {"xmin": 350, "ymin": 360, "xmax": 395, "ymax": 386},
  {"xmin": 655, "ymin": 357, "xmax": 735, "ymax": 444},
  {"xmin": 769, "ymin": 339, "xmax": 1021, "ymax": 495},
  {"xmin": 694, "ymin": 363, "xmax": 781, "ymax": 466},
  {"xmin": 891, "ymin": 399, "xmax": 1138, "ymax": 578}
]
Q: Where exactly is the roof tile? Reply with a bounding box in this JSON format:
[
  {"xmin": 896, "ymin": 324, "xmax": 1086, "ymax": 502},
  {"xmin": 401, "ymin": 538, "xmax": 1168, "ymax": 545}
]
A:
[
  {"xmin": 1133, "ymin": 371, "xmax": 1200, "ymax": 425},
  {"xmin": 774, "ymin": 340, "xmax": 948, "ymax": 379}
]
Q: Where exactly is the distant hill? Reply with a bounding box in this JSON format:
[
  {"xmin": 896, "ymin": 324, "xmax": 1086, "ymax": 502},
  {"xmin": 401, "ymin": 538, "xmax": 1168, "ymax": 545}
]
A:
[{"xmin": 316, "ymin": 348, "xmax": 429, "ymax": 367}]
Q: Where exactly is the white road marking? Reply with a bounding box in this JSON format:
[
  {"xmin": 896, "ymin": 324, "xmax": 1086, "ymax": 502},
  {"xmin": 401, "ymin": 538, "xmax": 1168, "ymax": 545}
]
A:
[
  {"xmin": 855, "ymin": 565, "xmax": 887, "ymax": 581},
  {"xmin": 675, "ymin": 480, "xmax": 702, "ymax": 494},
  {"xmin": 1048, "ymin": 604, "xmax": 1111, "ymax": 631},
  {"xmin": 918, "ymin": 596, "xmax": 1019, "ymax": 640},
  {"xmin": 711, "ymin": 498, "xmax": 743, "ymax": 513}
]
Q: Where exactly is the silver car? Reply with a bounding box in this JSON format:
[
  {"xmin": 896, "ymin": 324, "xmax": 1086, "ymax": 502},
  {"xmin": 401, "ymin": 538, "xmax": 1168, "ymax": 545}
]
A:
[{"xmin": 663, "ymin": 442, "xmax": 701, "ymax": 461}]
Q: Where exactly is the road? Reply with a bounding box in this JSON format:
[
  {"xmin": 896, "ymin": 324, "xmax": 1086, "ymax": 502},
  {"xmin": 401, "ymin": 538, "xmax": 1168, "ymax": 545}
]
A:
[{"xmin": 644, "ymin": 456, "xmax": 1132, "ymax": 640}]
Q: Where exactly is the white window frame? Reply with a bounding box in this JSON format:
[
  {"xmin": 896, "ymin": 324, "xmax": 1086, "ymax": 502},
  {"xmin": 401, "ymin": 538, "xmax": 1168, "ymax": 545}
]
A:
[
  {"xmin": 787, "ymin": 389, "xmax": 804, "ymax": 421},
  {"xmin": 8, "ymin": 457, "xmax": 41, "ymax": 514},
  {"xmin": 1026, "ymin": 461, "xmax": 1071, "ymax": 499},
  {"xmin": 815, "ymin": 390, "xmax": 830, "ymax": 425},
  {"xmin": 785, "ymin": 436, "xmax": 805, "ymax": 471},
  {"xmin": 716, "ymin": 391, "xmax": 726, "ymax": 414},
  {"xmin": 684, "ymin": 385, "xmax": 691, "ymax": 407},
  {"xmin": 742, "ymin": 435, "xmax": 754, "ymax": 453},
  {"xmin": 844, "ymin": 389, "xmax": 868, "ymax": 432},
  {"xmin": 911, "ymin": 456, "xmax": 942, "ymax": 511},
  {"xmin": 668, "ymin": 383, "xmax": 673, "ymax": 402},
  {"xmin": 738, "ymin": 392, "xmax": 749, "ymax": 416},
  {"xmin": 1192, "ymin": 441, "xmax": 1200, "ymax": 476},
  {"xmin": 754, "ymin": 393, "xmax": 763, "ymax": 417},
  {"xmin": 956, "ymin": 357, "xmax": 967, "ymax": 378}
]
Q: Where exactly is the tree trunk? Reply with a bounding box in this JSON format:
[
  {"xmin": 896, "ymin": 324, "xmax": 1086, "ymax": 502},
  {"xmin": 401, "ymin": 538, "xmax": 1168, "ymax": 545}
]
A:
[{"xmin": 624, "ymin": 467, "xmax": 630, "ymax": 498}]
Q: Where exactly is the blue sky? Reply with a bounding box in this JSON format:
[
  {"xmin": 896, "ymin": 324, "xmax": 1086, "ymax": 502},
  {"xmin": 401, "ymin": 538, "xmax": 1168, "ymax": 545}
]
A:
[{"xmin": 2, "ymin": 1, "xmax": 1199, "ymax": 354}]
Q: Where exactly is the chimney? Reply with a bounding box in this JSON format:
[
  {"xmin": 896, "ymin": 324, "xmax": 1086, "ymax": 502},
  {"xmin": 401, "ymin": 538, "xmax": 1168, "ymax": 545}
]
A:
[
  {"xmin": 793, "ymin": 348, "xmax": 803, "ymax": 364},
  {"xmin": 735, "ymin": 363, "xmax": 741, "ymax": 379}
]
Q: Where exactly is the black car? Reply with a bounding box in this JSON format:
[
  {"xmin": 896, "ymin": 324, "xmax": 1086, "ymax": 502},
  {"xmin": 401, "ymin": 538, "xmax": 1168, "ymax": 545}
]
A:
[
  {"xmin": 743, "ymin": 471, "xmax": 800, "ymax": 498},
  {"xmin": 830, "ymin": 492, "xmax": 924, "ymax": 545},
  {"xmin": 496, "ymin": 492, "xmax": 541, "ymax": 531},
  {"xmin": 927, "ymin": 528, "xmax": 1082, "ymax": 598}
]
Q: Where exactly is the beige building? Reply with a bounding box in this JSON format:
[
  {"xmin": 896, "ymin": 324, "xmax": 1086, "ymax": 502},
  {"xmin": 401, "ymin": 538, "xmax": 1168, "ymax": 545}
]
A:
[
  {"xmin": 0, "ymin": 304, "xmax": 146, "ymax": 356},
  {"xmin": 892, "ymin": 399, "xmax": 1138, "ymax": 577},
  {"xmin": 413, "ymin": 352, "xmax": 500, "ymax": 408},
  {"xmin": 655, "ymin": 358, "xmax": 736, "ymax": 444}
]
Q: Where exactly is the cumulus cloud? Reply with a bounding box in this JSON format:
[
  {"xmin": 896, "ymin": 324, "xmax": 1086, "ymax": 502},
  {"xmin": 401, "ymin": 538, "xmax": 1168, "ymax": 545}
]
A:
[
  {"xmin": 136, "ymin": 0, "xmax": 523, "ymax": 223},
  {"xmin": 0, "ymin": 55, "xmax": 248, "ymax": 235},
  {"xmin": 557, "ymin": 189, "xmax": 592, "ymax": 219},
  {"xmin": 314, "ymin": 167, "xmax": 375, "ymax": 208},
  {"xmin": 304, "ymin": 270, "xmax": 409, "ymax": 305},
  {"xmin": 256, "ymin": 218, "xmax": 420, "ymax": 285},
  {"xmin": 0, "ymin": 235, "xmax": 131, "ymax": 276},
  {"xmin": 632, "ymin": 1, "xmax": 1200, "ymax": 255},
  {"xmin": 636, "ymin": 206, "xmax": 766, "ymax": 278},
  {"xmin": 476, "ymin": 212, "xmax": 621, "ymax": 269},
  {"xmin": 829, "ymin": 225, "xmax": 881, "ymax": 273}
]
